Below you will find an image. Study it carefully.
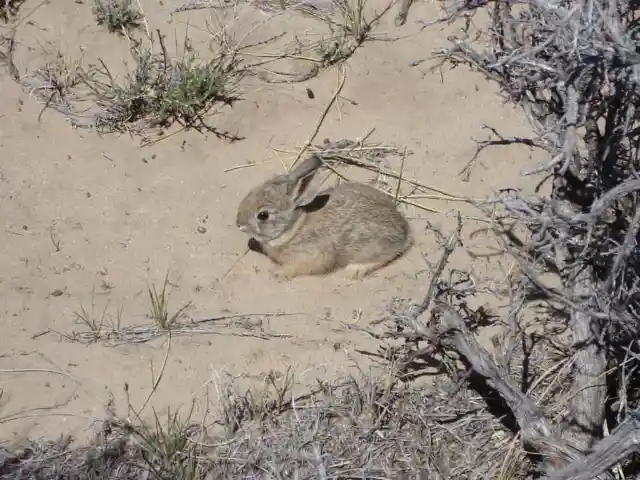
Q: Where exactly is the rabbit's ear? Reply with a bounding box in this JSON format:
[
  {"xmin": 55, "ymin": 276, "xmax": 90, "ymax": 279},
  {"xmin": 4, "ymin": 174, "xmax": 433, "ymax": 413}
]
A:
[{"xmin": 286, "ymin": 155, "xmax": 324, "ymax": 207}]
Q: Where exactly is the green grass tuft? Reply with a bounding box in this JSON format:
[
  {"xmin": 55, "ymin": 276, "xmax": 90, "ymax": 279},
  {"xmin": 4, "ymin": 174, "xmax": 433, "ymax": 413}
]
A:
[{"xmin": 93, "ymin": 0, "xmax": 143, "ymax": 34}]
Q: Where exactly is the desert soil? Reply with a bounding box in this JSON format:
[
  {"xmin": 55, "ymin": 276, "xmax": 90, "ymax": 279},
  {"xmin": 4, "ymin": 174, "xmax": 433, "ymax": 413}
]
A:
[{"xmin": 0, "ymin": 0, "xmax": 542, "ymax": 444}]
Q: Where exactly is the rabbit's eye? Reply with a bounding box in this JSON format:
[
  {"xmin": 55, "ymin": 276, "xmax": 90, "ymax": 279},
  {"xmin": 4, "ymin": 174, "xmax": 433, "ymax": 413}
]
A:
[{"xmin": 257, "ymin": 211, "xmax": 269, "ymax": 221}]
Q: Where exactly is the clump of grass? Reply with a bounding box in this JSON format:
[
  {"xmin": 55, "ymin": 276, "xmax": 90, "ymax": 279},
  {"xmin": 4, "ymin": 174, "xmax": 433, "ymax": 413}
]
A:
[
  {"xmin": 74, "ymin": 300, "xmax": 123, "ymax": 343},
  {"xmin": 0, "ymin": 402, "xmax": 207, "ymax": 479},
  {"xmin": 333, "ymin": 0, "xmax": 371, "ymax": 44},
  {"xmin": 134, "ymin": 405, "xmax": 204, "ymax": 478},
  {"xmin": 148, "ymin": 274, "xmax": 191, "ymax": 330},
  {"xmin": 217, "ymin": 367, "xmax": 296, "ymax": 435},
  {"xmin": 82, "ymin": 30, "xmax": 244, "ymax": 137},
  {"xmin": 316, "ymin": 0, "xmax": 390, "ymax": 66},
  {"xmin": 32, "ymin": 52, "xmax": 85, "ymax": 120},
  {"xmin": 92, "ymin": 0, "xmax": 143, "ymax": 34},
  {"xmin": 253, "ymin": 0, "xmax": 393, "ymax": 82}
]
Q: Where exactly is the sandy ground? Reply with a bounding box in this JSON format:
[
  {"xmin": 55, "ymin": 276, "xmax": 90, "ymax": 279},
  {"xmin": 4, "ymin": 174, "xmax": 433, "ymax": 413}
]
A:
[{"xmin": 0, "ymin": 0, "xmax": 542, "ymax": 444}]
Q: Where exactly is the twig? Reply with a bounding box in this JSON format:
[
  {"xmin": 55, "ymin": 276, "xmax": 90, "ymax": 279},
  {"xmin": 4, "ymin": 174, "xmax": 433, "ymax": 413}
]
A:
[
  {"xmin": 434, "ymin": 305, "xmax": 612, "ymax": 478},
  {"xmin": 289, "ymin": 64, "xmax": 346, "ymax": 170},
  {"xmin": 137, "ymin": 329, "xmax": 171, "ymax": 417}
]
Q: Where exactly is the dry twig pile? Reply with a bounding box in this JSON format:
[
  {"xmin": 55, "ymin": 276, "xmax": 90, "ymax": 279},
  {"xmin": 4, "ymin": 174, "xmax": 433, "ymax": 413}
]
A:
[{"xmin": 404, "ymin": 0, "xmax": 640, "ymax": 475}]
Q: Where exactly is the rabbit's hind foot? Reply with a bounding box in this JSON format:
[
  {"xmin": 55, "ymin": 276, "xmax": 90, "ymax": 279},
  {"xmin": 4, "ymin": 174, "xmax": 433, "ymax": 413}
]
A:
[{"xmin": 345, "ymin": 262, "xmax": 386, "ymax": 280}]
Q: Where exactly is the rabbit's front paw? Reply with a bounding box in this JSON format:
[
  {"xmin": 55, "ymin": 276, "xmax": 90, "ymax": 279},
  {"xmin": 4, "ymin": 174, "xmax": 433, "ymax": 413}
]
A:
[{"xmin": 248, "ymin": 237, "xmax": 266, "ymax": 255}]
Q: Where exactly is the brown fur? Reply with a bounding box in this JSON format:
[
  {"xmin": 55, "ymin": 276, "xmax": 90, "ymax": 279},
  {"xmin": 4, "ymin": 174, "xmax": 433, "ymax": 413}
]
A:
[{"xmin": 236, "ymin": 155, "xmax": 413, "ymax": 280}]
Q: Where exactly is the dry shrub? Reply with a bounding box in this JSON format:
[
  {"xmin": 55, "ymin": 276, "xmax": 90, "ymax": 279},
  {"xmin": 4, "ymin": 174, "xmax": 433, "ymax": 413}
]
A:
[
  {"xmin": 1, "ymin": 371, "xmax": 525, "ymax": 479},
  {"xmin": 0, "ymin": 0, "xmax": 25, "ymax": 22},
  {"xmin": 398, "ymin": 0, "xmax": 640, "ymax": 476}
]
